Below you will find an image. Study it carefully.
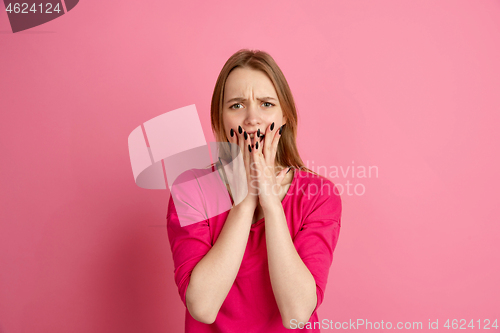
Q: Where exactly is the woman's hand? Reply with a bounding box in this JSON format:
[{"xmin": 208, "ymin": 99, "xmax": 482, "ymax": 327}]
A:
[
  {"xmin": 249, "ymin": 122, "xmax": 288, "ymax": 209},
  {"xmin": 222, "ymin": 126, "xmax": 260, "ymax": 210}
]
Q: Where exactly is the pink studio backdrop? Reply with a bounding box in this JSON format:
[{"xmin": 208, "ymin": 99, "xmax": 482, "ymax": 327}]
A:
[{"xmin": 1, "ymin": 1, "xmax": 499, "ymax": 332}]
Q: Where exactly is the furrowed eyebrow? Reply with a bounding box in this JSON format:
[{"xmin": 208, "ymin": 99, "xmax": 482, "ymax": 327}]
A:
[{"xmin": 225, "ymin": 97, "xmax": 277, "ymax": 104}]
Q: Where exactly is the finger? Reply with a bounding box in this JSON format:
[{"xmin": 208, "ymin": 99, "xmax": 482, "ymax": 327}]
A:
[
  {"xmin": 235, "ymin": 126, "xmax": 249, "ymax": 180},
  {"xmin": 251, "ymin": 134, "xmax": 265, "ymax": 175},
  {"xmin": 243, "ymin": 129, "xmax": 254, "ymax": 179},
  {"xmin": 276, "ymin": 166, "xmax": 291, "ymax": 186},
  {"xmin": 235, "ymin": 125, "xmax": 247, "ymax": 160},
  {"xmin": 236, "ymin": 125, "xmax": 244, "ymax": 150},
  {"xmin": 244, "ymin": 129, "xmax": 252, "ymax": 155},
  {"xmin": 249, "ymin": 132, "xmax": 262, "ymax": 172},
  {"xmin": 263, "ymin": 122, "xmax": 283, "ymax": 164},
  {"xmin": 257, "ymin": 127, "xmax": 265, "ymax": 143},
  {"xmin": 227, "ymin": 125, "xmax": 241, "ymax": 163},
  {"xmin": 250, "ymin": 134, "xmax": 267, "ymax": 194},
  {"xmin": 269, "ymin": 123, "xmax": 284, "ymax": 162},
  {"xmin": 230, "ymin": 126, "xmax": 244, "ymax": 177},
  {"xmin": 229, "ymin": 127, "xmax": 238, "ymax": 147},
  {"xmin": 253, "ymin": 132, "xmax": 262, "ymax": 155},
  {"xmin": 227, "ymin": 127, "xmax": 239, "ymax": 163},
  {"xmin": 248, "ymin": 133, "xmax": 263, "ymax": 197},
  {"xmin": 254, "ymin": 134, "xmax": 266, "ymax": 184},
  {"xmin": 263, "ymin": 122, "xmax": 274, "ymax": 157},
  {"xmin": 230, "ymin": 127, "xmax": 244, "ymax": 177}
]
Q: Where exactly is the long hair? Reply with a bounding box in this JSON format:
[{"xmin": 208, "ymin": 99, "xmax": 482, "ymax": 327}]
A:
[{"xmin": 210, "ymin": 49, "xmax": 319, "ymax": 176}]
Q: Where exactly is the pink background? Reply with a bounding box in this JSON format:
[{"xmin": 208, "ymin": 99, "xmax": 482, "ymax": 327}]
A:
[{"xmin": 1, "ymin": 1, "xmax": 499, "ymax": 332}]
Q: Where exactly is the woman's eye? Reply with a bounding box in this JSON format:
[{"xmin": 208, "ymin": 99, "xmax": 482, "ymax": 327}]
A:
[{"xmin": 229, "ymin": 102, "xmax": 274, "ymax": 109}]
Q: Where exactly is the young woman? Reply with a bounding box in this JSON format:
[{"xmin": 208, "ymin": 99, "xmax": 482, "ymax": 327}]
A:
[{"xmin": 167, "ymin": 49, "xmax": 342, "ymax": 332}]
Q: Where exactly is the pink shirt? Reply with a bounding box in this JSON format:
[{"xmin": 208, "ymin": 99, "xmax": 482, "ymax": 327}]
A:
[{"xmin": 166, "ymin": 165, "xmax": 342, "ymax": 332}]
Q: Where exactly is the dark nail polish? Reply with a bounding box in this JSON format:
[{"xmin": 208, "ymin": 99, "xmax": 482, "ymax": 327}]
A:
[
  {"xmin": 244, "ymin": 131, "xmax": 248, "ymax": 140},
  {"xmin": 230, "ymin": 128, "xmax": 234, "ymax": 137},
  {"xmin": 279, "ymin": 125, "xmax": 283, "ymax": 135},
  {"xmin": 256, "ymin": 141, "xmax": 259, "ymax": 149},
  {"xmin": 286, "ymin": 167, "xmax": 291, "ymax": 174},
  {"xmin": 248, "ymin": 144, "xmax": 252, "ymax": 152},
  {"xmin": 270, "ymin": 122, "xmax": 275, "ymax": 131},
  {"xmin": 238, "ymin": 125, "xmax": 242, "ymax": 134},
  {"xmin": 257, "ymin": 129, "xmax": 260, "ymax": 137}
]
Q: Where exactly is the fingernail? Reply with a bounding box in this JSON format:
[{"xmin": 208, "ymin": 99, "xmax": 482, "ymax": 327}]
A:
[
  {"xmin": 238, "ymin": 125, "xmax": 242, "ymax": 134},
  {"xmin": 230, "ymin": 129, "xmax": 234, "ymax": 137},
  {"xmin": 248, "ymin": 144, "xmax": 252, "ymax": 152},
  {"xmin": 279, "ymin": 125, "xmax": 283, "ymax": 135},
  {"xmin": 244, "ymin": 131, "xmax": 248, "ymax": 140},
  {"xmin": 257, "ymin": 128, "xmax": 260, "ymax": 137},
  {"xmin": 256, "ymin": 141, "xmax": 259, "ymax": 149},
  {"xmin": 270, "ymin": 122, "xmax": 275, "ymax": 131},
  {"xmin": 286, "ymin": 167, "xmax": 291, "ymax": 174}
]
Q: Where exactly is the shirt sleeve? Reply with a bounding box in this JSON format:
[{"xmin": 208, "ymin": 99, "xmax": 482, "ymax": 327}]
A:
[
  {"xmin": 292, "ymin": 179, "xmax": 342, "ymax": 317},
  {"xmin": 166, "ymin": 176, "xmax": 213, "ymax": 309}
]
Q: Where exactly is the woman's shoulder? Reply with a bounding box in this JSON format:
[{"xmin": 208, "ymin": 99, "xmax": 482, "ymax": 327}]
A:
[
  {"xmin": 172, "ymin": 165, "xmax": 224, "ymax": 194},
  {"xmin": 291, "ymin": 168, "xmax": 342, "ymax": 203},
  {"xmin": 169, "ymin": 164, "xmax": 228, "ymax": 204},
  {"xmin": 167, "ymin": 164, "xmax": 230, "ymax": 223},
  {"xmin": 171, "ymin": 165, "xmax": 214, "ymax": 185},
  {"xmin": 168, "ymin": 166, "xmax": 216, "ymax": 208},
  {"xmin": 291, "ymin": 168, "xmax": 342, "ymax": 224},
  {"xmin": 293, "ymin": 168, "xmax": 338, "ymax": 187}
]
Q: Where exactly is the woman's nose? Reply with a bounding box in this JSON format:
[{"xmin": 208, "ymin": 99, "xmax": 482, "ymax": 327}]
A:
[{"xmin": 244, "ymin": 103, "xmax": 262, "ymax": 124}]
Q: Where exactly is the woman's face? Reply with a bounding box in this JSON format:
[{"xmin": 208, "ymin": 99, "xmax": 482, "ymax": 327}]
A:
[{"xmin": 222, "ymin": 67, "xmax": 285, "ymax": 141}]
